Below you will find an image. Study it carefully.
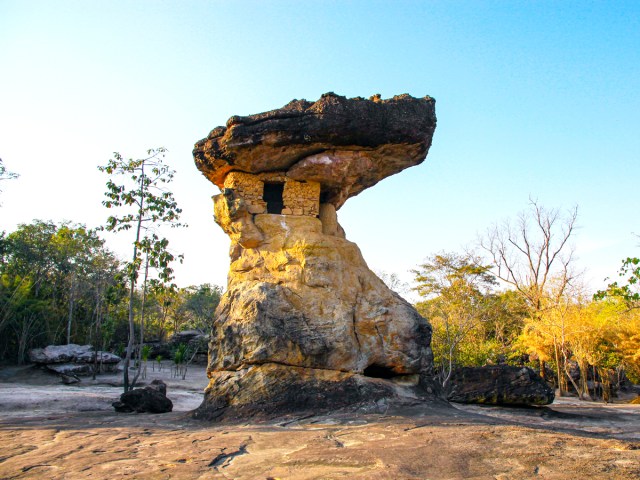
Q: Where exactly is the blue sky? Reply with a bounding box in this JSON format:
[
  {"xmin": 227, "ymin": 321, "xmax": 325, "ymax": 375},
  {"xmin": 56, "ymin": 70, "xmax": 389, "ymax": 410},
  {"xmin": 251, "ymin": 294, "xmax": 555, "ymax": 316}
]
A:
[{"xmin": 1, "ymin": 1, "xmax": 638, "ymax": 295}]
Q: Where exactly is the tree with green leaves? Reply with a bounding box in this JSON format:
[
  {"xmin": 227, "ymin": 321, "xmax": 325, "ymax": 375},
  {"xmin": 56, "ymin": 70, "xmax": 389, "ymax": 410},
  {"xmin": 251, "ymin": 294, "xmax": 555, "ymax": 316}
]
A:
[
  {"xmin": 413, "ymin": 252, "xmax": 497, "ymax": 388},
  {"xmin": 180, "ymin": 283, "xmax": 223, "ymax": 331},
  {"xmin": 0, "ymin": 220, "xmax": 121, "ymax": 362},
  {"xmin": 595, "ymin": 257, "xmax": 640, "ymax": 310},
  {"xmin": 98, "ymin": 148, "xmax": 185, "ymax": 392}
]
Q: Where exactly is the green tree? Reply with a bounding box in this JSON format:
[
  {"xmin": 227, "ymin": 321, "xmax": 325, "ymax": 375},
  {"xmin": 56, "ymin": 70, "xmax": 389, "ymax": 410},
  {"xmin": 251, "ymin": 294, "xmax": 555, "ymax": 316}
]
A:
[
  {"xmin": 98, "ymin": 148, "xmax": 185, "ymax": 392},
  {"xmin": 145, "ymin": 281, "xmax": 180, "ymax": 341},
  {"xmin": 413, "ymin": 252, "xmax": 497, "ymax": 388},
  {"xmin": 0, "ymin": 221, "xmax": 122, "ymax": 362},
  {"xmin": 595, "ymin": 257, "xmax": 640, "ymax": 310},
  {"xmin": 180, "ymin": 283, "xmax": 223, "ymax": 331}
]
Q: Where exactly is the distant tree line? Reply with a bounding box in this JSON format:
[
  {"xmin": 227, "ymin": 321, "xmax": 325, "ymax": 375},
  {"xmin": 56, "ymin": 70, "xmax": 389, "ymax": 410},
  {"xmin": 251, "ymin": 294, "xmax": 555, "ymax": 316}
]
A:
[
  {"xmin": 411, "ymin": 200, "xmax": 640, "ymax": 401},
  {"xmin": 0, "ymin": 152, "xmax": 222, "ymax": 369},
  {"xmin": 0, "ymin": 219, "xmax": 222, "ymax": 364}
]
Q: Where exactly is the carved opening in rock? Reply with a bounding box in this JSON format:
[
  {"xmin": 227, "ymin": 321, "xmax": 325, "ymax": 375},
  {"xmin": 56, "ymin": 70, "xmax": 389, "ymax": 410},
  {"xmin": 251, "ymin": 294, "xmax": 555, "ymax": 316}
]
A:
[
  {"xmin": 263, "ymin": 182, "xmax": 284, "ymax": 214},
  {"xmin": 363, "ymin": 364, "xmax": 397, "ymax": 379}
]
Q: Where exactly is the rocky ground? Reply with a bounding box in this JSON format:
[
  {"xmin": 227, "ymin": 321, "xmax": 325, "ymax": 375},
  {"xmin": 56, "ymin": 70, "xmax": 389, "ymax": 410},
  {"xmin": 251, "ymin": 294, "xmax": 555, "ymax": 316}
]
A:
[{"xmin": 1, "ymin": 363, "xmax": 639, "ymax": 479}]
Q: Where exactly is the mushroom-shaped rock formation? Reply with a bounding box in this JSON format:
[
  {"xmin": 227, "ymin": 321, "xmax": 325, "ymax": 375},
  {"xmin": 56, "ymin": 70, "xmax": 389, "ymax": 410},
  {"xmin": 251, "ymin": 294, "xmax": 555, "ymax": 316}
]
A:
[{"xmin": 193, "ymin": 93, "xmax": 437, "ymax": 420}]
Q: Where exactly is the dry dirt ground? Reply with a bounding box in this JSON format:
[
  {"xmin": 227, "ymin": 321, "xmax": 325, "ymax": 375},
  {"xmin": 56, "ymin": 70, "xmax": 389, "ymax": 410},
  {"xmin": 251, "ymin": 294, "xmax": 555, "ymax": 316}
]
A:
[{"xmin": 1, "ymin": 363, "xmax": 639, "ymax": 480}]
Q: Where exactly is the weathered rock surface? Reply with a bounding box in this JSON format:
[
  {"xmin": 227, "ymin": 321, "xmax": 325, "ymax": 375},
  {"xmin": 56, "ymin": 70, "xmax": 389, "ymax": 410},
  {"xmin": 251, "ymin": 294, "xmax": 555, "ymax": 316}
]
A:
[
  {"xmin": 112, "ymin": 380, "xmax": 173, "ymax": 413},
  {"xmin": 194, "ymin": 92, "xmax": 436, "ymax": 209},
  {"xmin": 193, "ymin": 93, "xmax": 437, "ymax": 419},
  {"xmin": 29, "ymin": 344, "xmax": 121, "ymax": 375},
  {"xmin": 29, "ymin": 344, "xmax": 92, "ymax": 364},
  {"xmin": 46, "ymin": 363, "xmax": 93, "ymax": 376},
  {"xmin": 447, "ymin": 365, "xmax": 555, "ymax": 406}
]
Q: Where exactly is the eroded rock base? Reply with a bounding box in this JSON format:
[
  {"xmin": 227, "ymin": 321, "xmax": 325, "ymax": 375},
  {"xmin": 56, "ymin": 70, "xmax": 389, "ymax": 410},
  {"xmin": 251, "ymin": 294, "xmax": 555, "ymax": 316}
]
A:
[
  {"xmin": 195, "ymin": 213, "xmax": 434, "ymax": 420},
  {"xmin": 193, "ymin": 363, "xmax": 437, "ymax": 421}
]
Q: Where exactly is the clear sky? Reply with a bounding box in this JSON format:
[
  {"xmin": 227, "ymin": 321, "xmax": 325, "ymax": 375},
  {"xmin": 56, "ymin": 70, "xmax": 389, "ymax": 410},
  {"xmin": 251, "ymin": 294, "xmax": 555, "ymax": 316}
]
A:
[{"xmin": 1, "ymin": 1, "xmax": 638, "ymax": 296}]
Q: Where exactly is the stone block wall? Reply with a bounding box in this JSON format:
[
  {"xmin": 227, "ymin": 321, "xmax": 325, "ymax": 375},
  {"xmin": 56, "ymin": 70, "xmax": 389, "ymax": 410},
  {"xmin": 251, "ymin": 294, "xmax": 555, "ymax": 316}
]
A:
[
  {"xmin": 224, "ymin": 171, "xmax": 267, "ymax": 214},
  {"xmin": 282, "ymin": 179, "xmax": 320, "ymax": 216},
  {"xmin": 223, "ymin": 171, "xmax": 320, "ymax": 217}
]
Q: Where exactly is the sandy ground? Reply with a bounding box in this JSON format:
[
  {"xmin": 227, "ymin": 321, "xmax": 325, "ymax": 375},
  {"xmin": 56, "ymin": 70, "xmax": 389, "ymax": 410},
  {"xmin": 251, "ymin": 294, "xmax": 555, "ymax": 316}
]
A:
[{"xmin": 1, "ymin": 363, "xmax": 639, "ymax": 480}]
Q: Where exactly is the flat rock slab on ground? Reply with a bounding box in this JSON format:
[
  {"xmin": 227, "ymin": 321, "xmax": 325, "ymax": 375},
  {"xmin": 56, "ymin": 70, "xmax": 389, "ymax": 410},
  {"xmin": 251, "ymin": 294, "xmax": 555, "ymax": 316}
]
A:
[
  {"xmin": 1, "ymin": 365, "xmax": 639, "ymax": 479},
  {"xmin": 1, "ymin": 406, "xmax": 639, "ymax": 480}
]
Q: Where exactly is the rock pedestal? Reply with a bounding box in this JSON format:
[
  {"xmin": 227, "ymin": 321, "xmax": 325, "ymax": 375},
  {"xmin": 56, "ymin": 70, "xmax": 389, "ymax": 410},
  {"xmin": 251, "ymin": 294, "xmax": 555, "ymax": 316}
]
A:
[{"xmin": 193, "ymin": 93, "xmax": 437, "ymax": 419}]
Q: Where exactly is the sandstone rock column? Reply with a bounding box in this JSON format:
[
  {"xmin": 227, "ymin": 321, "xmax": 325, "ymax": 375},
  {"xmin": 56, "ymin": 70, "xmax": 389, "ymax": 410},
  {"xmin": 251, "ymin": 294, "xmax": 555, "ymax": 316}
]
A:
[{"xmin": 193, "ymin": 93, "xmax": 437, "ymax": 420}]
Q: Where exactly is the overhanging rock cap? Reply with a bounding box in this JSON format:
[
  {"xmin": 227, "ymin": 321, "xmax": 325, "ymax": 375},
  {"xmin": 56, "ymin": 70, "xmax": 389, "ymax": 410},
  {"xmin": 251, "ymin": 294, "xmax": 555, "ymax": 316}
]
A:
[{"xmin": 194, "ymin": 92, "xmax": 436, "ymax": 209}]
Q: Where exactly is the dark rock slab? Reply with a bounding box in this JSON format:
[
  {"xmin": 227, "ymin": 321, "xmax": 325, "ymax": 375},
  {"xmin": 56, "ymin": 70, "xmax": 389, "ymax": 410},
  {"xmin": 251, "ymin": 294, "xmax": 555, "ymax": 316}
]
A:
[
  {"xmin": 447, "ymin": 365, "xmax": 554, "ymax": 406},
  {"xmin": 192, "ymin": 363, "xmax": 431, "ymax": 421},
  {"xmin": 194, "ymin": 92, "xmax": 437, "ymax": 208},
  {"xmin": 113, "ymin": 380, "xmax": 173, "ymax": 413}
]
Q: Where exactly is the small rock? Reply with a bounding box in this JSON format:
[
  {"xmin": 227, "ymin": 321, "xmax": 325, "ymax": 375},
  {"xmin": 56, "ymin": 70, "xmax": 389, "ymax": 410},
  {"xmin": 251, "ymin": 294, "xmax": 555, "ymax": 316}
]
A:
[
  {"xmin": 148, "ymin": 379, "xmax": 167, "ymax": 396},
  {"xmin": 113, "ymin": 384, "xmax": 173, "ymax": 414}
]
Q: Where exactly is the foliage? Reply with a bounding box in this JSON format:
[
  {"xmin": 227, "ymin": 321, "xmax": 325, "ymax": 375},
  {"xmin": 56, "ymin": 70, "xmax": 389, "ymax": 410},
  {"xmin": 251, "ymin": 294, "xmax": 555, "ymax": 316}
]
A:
[
  {"xmin": 412, "ymin": 247, "xmax": 640, "ymax": 401},
  {"xmin": 0, "ymin": 220, "xmax": 121, "ymax": 362},
  {"xmin": 413, "ymin": 252, "xmax": 499, "ymax": 387},
  {"xmin": 141, "ymin": 344, "xmax": 152, "ymax": 362},
  {"xmin": 179, "ymin": 283, "xmax": 222, "ymax": 331},
  {"xmin": 479, "ymin": 199, "xmax": 579, "ymax": 396},
  {"xmin": 410, "ymin": 202, "xmax": 639, "ymax": 402},
  {"xmin": 172, "ymin": 343, "xmax": 189, "ymax": 379},
  {"xmin": 594, "ymin": 257, "xmax": 640, "ymax": 310},
  {"xmin": 98, "ymin": 147, "xmax": 185, "ymax": 392}
]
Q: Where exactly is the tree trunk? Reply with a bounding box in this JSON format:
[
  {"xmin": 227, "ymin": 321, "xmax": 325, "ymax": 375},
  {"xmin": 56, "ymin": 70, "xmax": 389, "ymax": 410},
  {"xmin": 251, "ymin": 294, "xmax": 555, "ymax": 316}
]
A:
[
  {"xmin": 554, "ymin": 342, "xmax": 564, "ymax": 397},
  {"xmin": 123, "ymin": 167, "xmax": 145, "ymax": 393},
  {"xmin": 130, "ymin": 253, "xmax": 149, "ymax": 390},
  {"xmin": 564, "ymin": 362, "xmax": 581, "ymax": 399},
  {"xmin": 92, "ymin": 282, "xmax": 103, "ymax": 380},
  {"xmin": 539, "ymin": 359, "xmax": 546, "ymax": 379},
  {"xmin": 66, "ymin": 275, "xmax": 75, "ymax": 345},
  {"xmin": 577, "ymin": 359, "xmax": 591, "ymax": 401}
]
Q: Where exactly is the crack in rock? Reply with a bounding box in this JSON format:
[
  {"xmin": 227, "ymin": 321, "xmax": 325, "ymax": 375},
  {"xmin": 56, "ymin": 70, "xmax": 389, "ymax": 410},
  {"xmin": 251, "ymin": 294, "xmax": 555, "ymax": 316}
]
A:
[{"xmin": 208, "ymin": 441, "xmax": 250, "ymax": 469}]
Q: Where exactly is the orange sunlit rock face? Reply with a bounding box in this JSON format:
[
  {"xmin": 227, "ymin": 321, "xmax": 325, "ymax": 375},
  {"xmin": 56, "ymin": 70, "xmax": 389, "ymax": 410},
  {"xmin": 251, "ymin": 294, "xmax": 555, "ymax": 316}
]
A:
[{"xmin": 193, "ymin": 93, "xmax": 437, "ymax": 419}]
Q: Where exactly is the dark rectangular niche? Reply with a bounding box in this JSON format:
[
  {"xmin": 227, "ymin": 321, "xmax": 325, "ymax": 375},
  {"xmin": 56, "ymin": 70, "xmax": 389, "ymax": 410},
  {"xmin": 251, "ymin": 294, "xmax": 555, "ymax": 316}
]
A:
[{"xmin": 263, "ymin": 182, "xmax": 285, "ymax": 214}]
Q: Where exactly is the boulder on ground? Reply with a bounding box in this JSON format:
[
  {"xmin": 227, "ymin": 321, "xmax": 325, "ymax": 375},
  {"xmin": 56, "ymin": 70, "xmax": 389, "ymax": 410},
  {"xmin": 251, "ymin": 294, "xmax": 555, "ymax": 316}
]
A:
[
  {"xmin": 46, "ymin": 363, "xmax": 93, "ymax": 376},
  {"xmin": 28, "ymin": 344, "xmax": 121, "ymax": 375},
  {"xmin": 149, "ymin": 378, "xmax": 167, "ymax": 396},
  {"xmin": 29, "ymin": 344, "xmax": 93, "ymax": 364},
  {"xmin": 60, "ymin": 373, "xmax": 81, "ymax": 385},
  {"xmin": 447, "ymin": 365, "xmax": 554, "ymax": 406},
  {"xmin": 169, "ymin": 330, "xmax": 208, "ymax": 352},
  {"xmin": 75, "ymin": 350, "xmax": 121, "ymax": 364},
  {"xmin": 112, "ymin": 380, "xmax": 173, "ymax": 413}
]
